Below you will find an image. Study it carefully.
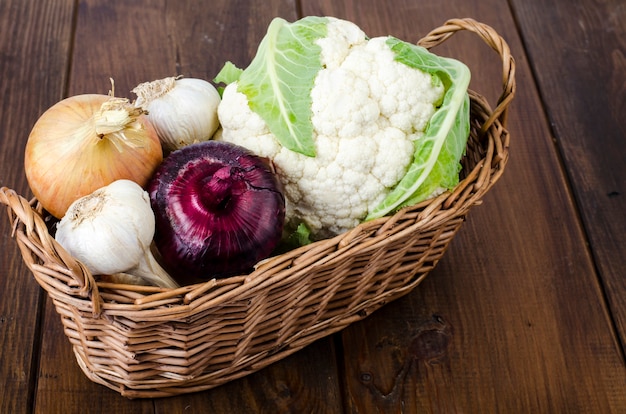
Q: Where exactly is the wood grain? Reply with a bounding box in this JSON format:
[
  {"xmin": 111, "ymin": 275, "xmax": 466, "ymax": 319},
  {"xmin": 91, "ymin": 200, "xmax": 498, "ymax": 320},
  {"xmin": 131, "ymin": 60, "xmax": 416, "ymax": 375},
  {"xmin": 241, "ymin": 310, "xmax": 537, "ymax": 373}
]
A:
[
  {"xmin": 1, "ymin": 0, "xmax": 624, "ymax": 412},
  {"xmin": 0, "ymin": 1, "xmax": 75, "ymax": 413},
  {"xmin": 510, "ymin": 0, "xmax": 626, "ymax": 348}
]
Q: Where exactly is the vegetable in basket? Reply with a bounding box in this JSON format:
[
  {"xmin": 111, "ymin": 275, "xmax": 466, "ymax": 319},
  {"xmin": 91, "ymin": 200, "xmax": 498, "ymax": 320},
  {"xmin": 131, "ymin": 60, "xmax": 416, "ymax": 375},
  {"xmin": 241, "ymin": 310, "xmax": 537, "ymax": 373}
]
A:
[
  {"xmin": 148, "ymin": 140, "xmax": 286, "ymax": 280},
  {"xmin": 55, "ymin": 179, "xmax": 180, "ymax": 288},
  {"xmin": 132, "ymin": 76, "xmax": 222, "ymax": 153},
  {"xmin": 214, "ymin": 16, "xmax": 471, "ymax": 240},
  {"xmin": 24, "ymin": 93, "xmax": 163, "ymax": 219}
]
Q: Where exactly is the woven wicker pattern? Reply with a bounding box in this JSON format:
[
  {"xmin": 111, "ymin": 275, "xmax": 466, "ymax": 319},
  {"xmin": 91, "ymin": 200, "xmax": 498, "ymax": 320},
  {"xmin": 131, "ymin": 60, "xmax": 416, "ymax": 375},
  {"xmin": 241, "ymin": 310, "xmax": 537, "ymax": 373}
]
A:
[{"xmin": 1, "ymin": 18, "xmax": 515, "ymax": 398}]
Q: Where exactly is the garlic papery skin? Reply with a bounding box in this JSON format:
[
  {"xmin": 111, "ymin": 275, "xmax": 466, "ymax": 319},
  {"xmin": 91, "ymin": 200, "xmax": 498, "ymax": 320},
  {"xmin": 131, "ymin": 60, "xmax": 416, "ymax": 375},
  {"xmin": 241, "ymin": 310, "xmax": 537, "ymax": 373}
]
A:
[
  {"xmin": 132, "ymin": 76, "xmax": 221, "ymax": 153},
  {"xmin": 55, "ymin": 179, "xmax": 180, "ymax": 289}
]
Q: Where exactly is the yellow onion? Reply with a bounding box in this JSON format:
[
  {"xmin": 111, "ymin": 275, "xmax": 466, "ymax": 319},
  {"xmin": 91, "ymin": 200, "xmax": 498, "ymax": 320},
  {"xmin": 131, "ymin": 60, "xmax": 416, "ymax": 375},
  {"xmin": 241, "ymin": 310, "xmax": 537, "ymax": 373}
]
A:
[{"xmin": 24, "ymin": 94, "xmax": 163, "ymax": 218}]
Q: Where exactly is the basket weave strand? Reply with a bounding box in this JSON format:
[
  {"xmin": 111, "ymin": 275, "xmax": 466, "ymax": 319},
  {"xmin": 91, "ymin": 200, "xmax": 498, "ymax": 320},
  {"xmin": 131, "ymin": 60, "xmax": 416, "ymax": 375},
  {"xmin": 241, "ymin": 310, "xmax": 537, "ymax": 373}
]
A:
[{"xmin": 1, "ymin": 18, "xmax": 515, "ymax": 398}]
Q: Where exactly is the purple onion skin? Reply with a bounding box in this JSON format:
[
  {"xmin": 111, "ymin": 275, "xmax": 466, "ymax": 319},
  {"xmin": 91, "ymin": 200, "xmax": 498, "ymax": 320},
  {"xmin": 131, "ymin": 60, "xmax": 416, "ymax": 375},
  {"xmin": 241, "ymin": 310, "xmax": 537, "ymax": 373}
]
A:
[{"xmin": 148, "ymin": 140, "xmax": 286, "ymax": 280}]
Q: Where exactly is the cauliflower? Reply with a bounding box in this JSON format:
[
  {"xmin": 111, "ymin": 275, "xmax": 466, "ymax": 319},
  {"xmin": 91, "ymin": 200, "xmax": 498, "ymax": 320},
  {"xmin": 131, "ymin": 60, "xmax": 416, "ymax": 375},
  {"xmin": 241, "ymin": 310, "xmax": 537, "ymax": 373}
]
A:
[{"xmin": 215, "ymin": 16, "xmax": 471, "ymax": 240}]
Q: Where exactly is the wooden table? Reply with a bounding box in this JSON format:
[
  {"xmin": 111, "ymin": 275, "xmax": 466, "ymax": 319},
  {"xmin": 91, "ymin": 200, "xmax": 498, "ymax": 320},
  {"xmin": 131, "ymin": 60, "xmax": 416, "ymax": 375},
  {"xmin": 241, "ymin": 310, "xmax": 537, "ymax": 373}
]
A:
[{"xmin": 1, "ymin": 0, "xmax": 624, "ymax": 412}]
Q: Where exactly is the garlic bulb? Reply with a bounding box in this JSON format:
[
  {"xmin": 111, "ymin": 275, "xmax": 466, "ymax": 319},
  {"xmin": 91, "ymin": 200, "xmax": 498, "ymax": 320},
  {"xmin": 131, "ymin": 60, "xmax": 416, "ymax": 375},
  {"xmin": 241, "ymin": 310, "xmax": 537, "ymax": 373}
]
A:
[
  {"xmin": 132, "ymin": 76, "xmax": 221, "ymax": 153},
  {"xmin": 55, "ymin": 179, "xmax": 180, "ymax": 289}
]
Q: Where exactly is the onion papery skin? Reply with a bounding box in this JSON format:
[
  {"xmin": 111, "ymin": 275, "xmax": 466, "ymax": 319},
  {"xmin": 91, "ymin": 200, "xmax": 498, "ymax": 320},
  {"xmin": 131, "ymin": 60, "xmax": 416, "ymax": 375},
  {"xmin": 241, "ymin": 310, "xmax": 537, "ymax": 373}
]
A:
[
  {"xmin": 149, "ymin": 141, "xmax": 286, "ymax": 280},
  {"xmin": 24, "ymin": 94, "xmax": 163, "ymax": 219}
]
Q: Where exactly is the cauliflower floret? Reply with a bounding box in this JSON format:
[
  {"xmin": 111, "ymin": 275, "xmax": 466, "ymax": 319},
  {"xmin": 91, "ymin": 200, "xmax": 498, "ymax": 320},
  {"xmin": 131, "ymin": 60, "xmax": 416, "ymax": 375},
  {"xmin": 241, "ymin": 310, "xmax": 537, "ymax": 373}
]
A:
[
  {"xmin": 217, "ymin": 18, "xmax": 445, "ymax": 239},
  {"xmin": 316, "ymin": 17, "xmax": 368, "ymax": 69}
]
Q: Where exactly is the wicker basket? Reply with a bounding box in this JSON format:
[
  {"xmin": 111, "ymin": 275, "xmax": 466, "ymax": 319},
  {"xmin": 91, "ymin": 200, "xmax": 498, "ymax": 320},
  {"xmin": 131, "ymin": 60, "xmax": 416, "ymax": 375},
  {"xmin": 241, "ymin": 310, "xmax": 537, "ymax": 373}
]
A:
[{"xmin": 1, "ymin": 18, "xmax": 514, "ymax": 398}]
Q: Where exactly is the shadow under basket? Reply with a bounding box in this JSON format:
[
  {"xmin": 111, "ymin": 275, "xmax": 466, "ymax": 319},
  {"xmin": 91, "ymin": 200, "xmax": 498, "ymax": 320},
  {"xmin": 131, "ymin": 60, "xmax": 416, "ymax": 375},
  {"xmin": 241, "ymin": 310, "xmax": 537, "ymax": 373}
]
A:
[{"xmin": 1, "ymin": 18, "xmax": 515, "ymax": 399}]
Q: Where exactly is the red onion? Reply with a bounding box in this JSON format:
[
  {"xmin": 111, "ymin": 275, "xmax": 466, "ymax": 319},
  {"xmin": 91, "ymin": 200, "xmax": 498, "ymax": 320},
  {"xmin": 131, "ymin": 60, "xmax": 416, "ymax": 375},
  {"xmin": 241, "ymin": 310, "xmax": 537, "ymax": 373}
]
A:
[{"xmin": 148, "ymin": 140, "xmax": 285, "ymax": 280}]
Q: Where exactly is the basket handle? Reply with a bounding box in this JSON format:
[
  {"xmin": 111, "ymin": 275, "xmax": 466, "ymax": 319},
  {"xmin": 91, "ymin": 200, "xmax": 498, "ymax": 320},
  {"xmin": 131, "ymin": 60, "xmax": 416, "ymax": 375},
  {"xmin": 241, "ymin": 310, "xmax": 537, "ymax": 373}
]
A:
[
  {"xmin": 0, "ymin": 187, "xmax": 101, "ymax": 315},
  {"xmin": 417, "ymin": 18, "xmax": 516, "ymax": 131}
]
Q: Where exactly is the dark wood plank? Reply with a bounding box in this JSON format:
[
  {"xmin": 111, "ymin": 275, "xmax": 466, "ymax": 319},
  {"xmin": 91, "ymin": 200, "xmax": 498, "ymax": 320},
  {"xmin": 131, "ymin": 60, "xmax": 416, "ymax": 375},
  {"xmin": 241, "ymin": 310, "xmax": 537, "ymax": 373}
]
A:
[
  {"xmin": 303, "ymin": 0, "xmax": 626, "ymax": 412},
  {"xmin": 33, "ymin": 1, "xmax": 344, "ymax": 412},
  {"xmin": 510, "ymin": 0, "xmax": 626, "ymax": 348},
  {"xmin": 0, "ymin": 1, "xmax": 75, "ymax": 413},
  {"xmin": 68, "ymin": 0, "xmax": 178, "ymax": 97},
  {"xmin": 2, "ymin": 0, "xmax": 622, "ymax": 412}
]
